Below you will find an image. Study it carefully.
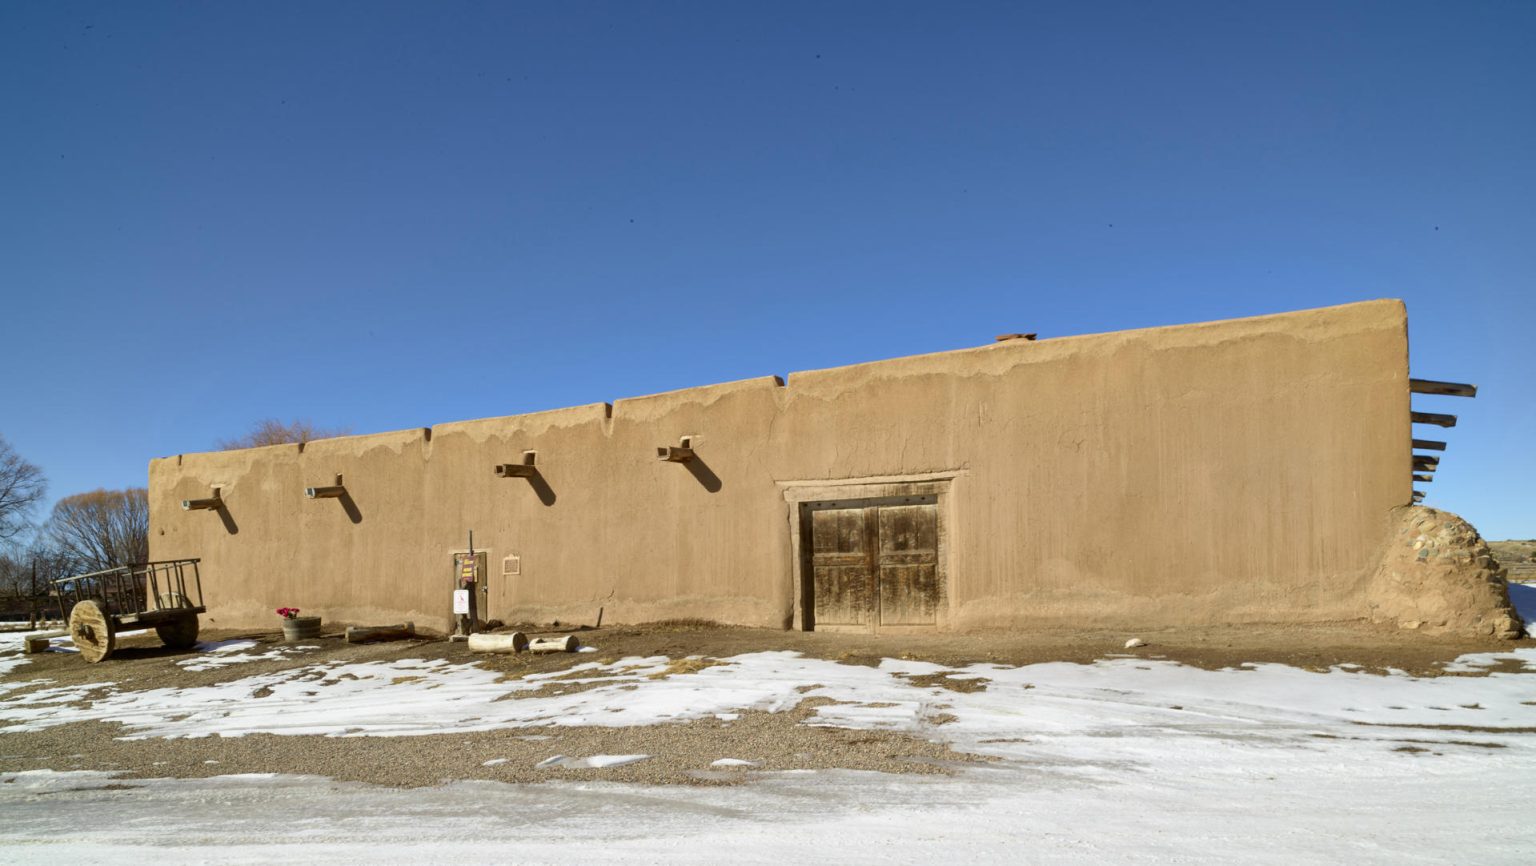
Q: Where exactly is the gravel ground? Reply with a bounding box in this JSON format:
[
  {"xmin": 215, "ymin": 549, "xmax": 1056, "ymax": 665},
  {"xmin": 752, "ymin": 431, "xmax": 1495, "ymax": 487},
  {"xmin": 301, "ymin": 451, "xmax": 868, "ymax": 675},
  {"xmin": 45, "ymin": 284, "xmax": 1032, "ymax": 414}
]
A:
[
  {"xmin": 0, "ymin": 701, "xmax": 982, "ymax": 787},
  {"xmin": 2, "ymin": 620, "xmax": 1528, "ymax": 788}
]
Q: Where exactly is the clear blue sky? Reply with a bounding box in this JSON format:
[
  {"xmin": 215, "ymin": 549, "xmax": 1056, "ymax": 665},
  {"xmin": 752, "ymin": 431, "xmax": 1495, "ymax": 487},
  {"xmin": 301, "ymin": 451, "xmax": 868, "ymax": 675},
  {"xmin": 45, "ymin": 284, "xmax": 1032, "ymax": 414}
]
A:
[{"xmin": 2, "ymin": 2, "xmax": 1532, "ymax": 538}]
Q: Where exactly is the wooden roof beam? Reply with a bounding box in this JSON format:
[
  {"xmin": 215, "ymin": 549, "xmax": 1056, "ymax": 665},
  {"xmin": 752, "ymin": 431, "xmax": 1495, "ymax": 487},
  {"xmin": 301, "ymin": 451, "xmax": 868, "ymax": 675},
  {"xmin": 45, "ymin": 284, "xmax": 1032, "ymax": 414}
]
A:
[
  {"xmin": 1411, "ymin": 379, "xmax": 1477, "ymax": 398},
  {"xmin": 1412, "ymin": 411, "xmax": 1457, "ymax": 428},
  {"xmin": 1413, "ymin": 474, "xmax": 1433, "ymax": 483},
  {"xmin": 1412, "ymin": 438, "xmax": 1446, "ymax": 451}
]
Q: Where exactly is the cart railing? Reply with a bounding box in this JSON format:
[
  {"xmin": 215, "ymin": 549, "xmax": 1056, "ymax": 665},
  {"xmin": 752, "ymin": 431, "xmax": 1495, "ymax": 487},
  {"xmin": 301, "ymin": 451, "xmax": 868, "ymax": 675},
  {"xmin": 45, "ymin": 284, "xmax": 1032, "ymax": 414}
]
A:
[{"xmin": 52, "ymin": 559, "xmax": 204, "ymax": 622}]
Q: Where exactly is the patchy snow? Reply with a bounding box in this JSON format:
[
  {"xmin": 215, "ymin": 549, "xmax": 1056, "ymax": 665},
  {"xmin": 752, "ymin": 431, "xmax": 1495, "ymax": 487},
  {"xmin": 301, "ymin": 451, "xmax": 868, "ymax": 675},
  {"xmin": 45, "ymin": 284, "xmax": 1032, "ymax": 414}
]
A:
[
  {"xmin": 200, "ymin": 639, "xmax": 262, "ymax": 654},
  {"xmin": 3, "ymin": 645, "xmax": 1536, "ymax": 861},
  {"xmin": 711, "ymin": 758, "xmax": 760, "ymax": 767},
  {"xmin": 537, "ymin": 754, "xmax": 650, "ymax": 769},
  {"xmin": 0, "ymin": 630, "xmax": 75, "ymax": 676},
  {"xmin": 4, "ymin": 743, "xmax": 1535, "ymax": 865},
  {"xmin": 176, "ymin": 640, "xmax": 319, "ymax": 672},
  {"xmin": 4, "ymin": 649, "xmax": 1535, "ymax": 743}
]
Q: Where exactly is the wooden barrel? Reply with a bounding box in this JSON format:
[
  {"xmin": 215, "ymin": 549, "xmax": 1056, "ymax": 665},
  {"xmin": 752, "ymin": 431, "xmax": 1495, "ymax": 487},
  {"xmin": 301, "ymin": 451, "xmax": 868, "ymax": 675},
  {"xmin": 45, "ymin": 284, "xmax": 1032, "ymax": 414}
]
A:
[{"xmin": 281, "ymin": 616, "xmax": 322, "ymax": 641}]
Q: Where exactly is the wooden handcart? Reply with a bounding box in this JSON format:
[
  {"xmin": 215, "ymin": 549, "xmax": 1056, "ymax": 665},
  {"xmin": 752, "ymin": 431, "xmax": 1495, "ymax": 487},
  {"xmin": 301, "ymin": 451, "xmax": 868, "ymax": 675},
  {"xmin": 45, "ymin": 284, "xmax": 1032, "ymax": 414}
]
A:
[{"xmin": 52, "ymin": 559, "xmax": 206, "ymax": 663}]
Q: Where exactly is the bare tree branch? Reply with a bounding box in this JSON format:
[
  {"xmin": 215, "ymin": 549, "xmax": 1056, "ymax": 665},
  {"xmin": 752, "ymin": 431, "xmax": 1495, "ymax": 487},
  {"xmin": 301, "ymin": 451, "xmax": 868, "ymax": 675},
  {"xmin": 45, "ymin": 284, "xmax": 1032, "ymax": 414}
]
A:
[
  {"xmin": 46, "ymin": 488, "xmax": 149, "ymax": 572},
  {"xmin": 0, "ymin": 435, "xmax": 47, "ymax": 543},
  {"xmin": 218, "ymin": 419, "xmax": 349, "ymax": 451}
]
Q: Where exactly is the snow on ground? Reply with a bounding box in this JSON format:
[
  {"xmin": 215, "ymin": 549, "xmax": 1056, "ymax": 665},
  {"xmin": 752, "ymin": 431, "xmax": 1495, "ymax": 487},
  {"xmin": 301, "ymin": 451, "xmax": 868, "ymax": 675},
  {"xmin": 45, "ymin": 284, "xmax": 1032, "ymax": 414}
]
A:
[
  {"xmin": 535, "ymin": 753, "xmax": 650, "ymax": 769},
  {"xmin": 176, "ymin": 640, "xmax": 320, "ymax": 671},
  {"xmin": 3, "ymin": 642, "xmax": 1536, "ymax": 863},
  {"xmin": 0, "ymin": 632, "xmax": 319, "ymax": 679},
  {"xmin": 3, "ymin": 649, "xmax": 1534, "ymax": 741},
  {"xmin": 0, "ymin": 630, "xmax": 75, "ymax": 677}
]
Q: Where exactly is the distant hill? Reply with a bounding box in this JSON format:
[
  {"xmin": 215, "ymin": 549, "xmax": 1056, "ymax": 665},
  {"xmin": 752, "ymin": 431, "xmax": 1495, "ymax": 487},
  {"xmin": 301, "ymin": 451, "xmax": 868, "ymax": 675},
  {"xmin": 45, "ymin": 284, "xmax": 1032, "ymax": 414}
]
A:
[{"xmin": 1490, "ymin": 539, "xmax": 1536, "ymax": 583}]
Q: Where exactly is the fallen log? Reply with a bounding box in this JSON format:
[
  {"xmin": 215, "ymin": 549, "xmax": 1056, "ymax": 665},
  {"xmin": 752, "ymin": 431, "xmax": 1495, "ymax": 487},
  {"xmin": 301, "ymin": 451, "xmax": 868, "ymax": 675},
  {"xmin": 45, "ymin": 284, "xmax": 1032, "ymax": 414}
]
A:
[
  {"xmin": 528, "ymin": 635, "xmax": 580, "ymax": 653},
  {"xmin": 467, "ymin": 632, "xmax": 529, "ymax": 654},
  {"xmin": 345, "ymin": 622, "xmax": 415, "ymax": 643}
]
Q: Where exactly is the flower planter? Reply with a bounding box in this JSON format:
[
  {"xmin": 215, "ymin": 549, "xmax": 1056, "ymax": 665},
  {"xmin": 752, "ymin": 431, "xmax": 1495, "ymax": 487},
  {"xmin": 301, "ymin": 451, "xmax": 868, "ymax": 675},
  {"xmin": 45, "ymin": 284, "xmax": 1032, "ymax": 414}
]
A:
[{"xmin": 281, "ymin": 616, "xmax": 322, "ymax": 641}]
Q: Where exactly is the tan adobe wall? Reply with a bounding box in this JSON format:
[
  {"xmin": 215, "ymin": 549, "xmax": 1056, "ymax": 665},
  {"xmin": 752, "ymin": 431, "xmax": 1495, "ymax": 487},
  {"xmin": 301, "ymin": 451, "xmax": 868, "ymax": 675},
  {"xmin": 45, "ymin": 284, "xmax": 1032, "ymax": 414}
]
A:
[{"xmin": 151, "ymin": 299, "xmax": 1418, "ymax": 634}]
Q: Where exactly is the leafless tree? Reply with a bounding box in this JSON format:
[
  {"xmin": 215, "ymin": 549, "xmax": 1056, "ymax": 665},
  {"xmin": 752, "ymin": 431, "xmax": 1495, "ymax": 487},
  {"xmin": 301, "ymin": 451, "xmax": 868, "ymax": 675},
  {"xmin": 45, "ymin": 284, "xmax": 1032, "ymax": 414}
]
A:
[
  {"xmin": 0, "ymin": 435, "xmax": 47, "ymax": 543},
  {"xmin": 218, "ymin": 419, "xmax": 349, "ymax": 450},
  {"xmin": 0, "ymin": 544, "xmax": 72, "ymax": 626},
  {"xmin": 0, "ymin": 549, "xmax": 29, "ymax": 622},
  {"xmin": 46, "ymin": 488, "xmax": 149, "ymax": 572}
]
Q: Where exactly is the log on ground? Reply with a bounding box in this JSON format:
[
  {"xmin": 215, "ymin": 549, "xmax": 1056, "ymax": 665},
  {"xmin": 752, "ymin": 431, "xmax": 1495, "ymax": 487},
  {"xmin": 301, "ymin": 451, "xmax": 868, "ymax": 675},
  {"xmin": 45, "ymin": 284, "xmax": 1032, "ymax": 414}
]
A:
[{"xmin": 345, "ymin": 622, "xmax": 416, "ymax": 643}]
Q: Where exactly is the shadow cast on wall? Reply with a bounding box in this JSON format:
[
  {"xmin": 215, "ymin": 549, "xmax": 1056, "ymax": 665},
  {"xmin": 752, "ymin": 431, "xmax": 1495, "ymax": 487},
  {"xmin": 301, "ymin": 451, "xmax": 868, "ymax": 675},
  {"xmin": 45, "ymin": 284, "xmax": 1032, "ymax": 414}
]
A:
[
  {"xmin": 685, "ymin": 456, "xmax": 722, "ymax": 493},
  {"xmin": 338, "ymin": 492, "xmax": 363, "ymax": 524},
  {"xmin": 526, "ymin": 471, "xmax": 557, "ymax": 506}
]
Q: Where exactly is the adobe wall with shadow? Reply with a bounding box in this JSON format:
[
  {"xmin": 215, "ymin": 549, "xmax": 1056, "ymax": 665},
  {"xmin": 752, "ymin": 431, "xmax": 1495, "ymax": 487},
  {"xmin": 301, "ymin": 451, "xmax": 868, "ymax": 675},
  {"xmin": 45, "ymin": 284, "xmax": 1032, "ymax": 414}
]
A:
[{"xmin": 150, "ymin": 299, "xmax": 1427, "ymax": 635}]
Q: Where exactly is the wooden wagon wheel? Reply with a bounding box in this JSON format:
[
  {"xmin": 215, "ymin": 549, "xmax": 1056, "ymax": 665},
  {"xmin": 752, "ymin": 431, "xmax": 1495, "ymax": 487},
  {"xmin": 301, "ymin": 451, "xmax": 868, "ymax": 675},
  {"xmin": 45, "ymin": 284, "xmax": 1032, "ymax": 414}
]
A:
[
  {"xmin": 155, "ymin": 613, "xmax": 200, "ymax": 650},
  {"xmin": 69, "ymin": 599, "xmax": 116, "ymax": 664}
]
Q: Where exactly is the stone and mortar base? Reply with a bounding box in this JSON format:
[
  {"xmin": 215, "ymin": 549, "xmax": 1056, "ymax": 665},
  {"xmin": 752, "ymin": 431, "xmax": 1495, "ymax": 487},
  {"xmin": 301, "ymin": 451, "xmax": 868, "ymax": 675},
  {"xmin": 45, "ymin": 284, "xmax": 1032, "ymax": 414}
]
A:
[{"xmin": 1369, "ymin": 505, "xmax": 1524, "ymax": 639}]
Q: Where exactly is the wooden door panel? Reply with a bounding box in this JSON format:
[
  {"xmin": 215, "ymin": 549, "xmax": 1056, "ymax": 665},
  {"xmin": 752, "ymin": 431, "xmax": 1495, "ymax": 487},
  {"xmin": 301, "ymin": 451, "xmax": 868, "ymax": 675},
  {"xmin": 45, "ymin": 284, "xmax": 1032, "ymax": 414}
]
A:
[
  {"xmin": 809, "ymin": 500, "xmax": 940, "ymax": 632},
  {"xmin": 878, "ymin": 564, "xmax": 938, "ymax": 625},
  {"xmin": 878, "ymin": 505, "xmax": 935, "ymax": 553},
  {"xmin": 813, "ymin": 565, "xmax": 870, "ymax": 626},
  {"xmin": 876, "ymin": 504, "xmax": 939, "ymax": 626},
  {"xmin": 812, "ymin": 509, "xmax": 865, "ymax": 554},
  {"xmin": 811, "ymin": 508, "xmax": 873, "ymax": 627}
]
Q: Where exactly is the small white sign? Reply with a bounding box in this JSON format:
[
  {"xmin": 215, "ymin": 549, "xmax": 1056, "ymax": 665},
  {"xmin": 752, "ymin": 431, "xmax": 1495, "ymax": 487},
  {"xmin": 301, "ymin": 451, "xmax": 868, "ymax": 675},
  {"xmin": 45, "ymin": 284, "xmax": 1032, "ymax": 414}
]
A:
[{"xmin": 452, "ymin": 589, "xmax": 470, "ymax": 615}]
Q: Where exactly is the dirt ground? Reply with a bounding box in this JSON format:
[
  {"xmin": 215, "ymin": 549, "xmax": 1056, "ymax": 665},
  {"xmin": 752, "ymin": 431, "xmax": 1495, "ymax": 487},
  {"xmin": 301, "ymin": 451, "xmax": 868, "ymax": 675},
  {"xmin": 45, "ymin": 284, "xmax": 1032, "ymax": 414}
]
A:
[{"xmin": 2, "ymin": 620, "xmax": 1530, "ymax": 788}]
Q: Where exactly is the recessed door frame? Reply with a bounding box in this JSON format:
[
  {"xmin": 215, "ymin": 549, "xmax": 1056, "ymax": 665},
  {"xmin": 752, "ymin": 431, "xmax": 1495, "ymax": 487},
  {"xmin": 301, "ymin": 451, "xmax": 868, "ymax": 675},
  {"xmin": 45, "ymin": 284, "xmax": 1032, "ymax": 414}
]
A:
[
  {"xmin": 779, "ymin": 471, "xmax": 961, "ymax": 632},
  {"xmin": 447, "ymin": 547, "xmax": 490, "ymax": 623}
]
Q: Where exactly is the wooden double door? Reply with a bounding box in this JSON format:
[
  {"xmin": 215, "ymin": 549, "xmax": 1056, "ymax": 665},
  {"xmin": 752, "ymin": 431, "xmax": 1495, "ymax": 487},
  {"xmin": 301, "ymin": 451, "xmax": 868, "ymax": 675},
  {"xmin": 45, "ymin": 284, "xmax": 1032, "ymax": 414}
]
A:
[{"xmin": 805, "ymin": 495, "xmax": 941, "ymax": 632}]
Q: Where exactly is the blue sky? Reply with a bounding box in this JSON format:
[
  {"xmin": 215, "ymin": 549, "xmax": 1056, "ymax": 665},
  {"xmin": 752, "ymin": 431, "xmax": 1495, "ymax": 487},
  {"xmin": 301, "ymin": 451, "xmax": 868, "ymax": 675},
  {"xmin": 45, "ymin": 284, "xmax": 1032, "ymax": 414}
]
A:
[{"xmin": 1, "ymin": 1, "xmax": 1532, "ymax": 538}]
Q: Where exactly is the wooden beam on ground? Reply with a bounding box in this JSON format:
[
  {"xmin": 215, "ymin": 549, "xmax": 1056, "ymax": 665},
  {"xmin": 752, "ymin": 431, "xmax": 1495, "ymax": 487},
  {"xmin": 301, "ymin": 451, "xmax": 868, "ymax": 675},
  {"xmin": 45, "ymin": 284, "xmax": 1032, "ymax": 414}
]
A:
[
  {"xmin": 1411, "ymin": 378, "xmax": 1477, "ymax": 398},
  {"xmin": 345, "ymin": 622, "xmax": 416, "ymax": 643},
  {"xmin": 1411, "ymin": 411, "xmax": 1457, "ymax": 428},
  {"xmin": 1412, "ymin": 438, "xmax": 1446, "ymax": 451},
  {"xmin": 23, "ymin": 630, "xmax": 66, "ymax": 654}
]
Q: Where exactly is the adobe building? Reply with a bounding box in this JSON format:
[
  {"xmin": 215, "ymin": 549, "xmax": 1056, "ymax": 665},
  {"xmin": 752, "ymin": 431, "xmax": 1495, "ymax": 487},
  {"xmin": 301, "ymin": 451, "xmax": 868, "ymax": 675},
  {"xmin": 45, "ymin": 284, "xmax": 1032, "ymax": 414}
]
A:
[{"xmin": 148, "ymin": 300, "xmax": 1524, "ymax": 639}]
